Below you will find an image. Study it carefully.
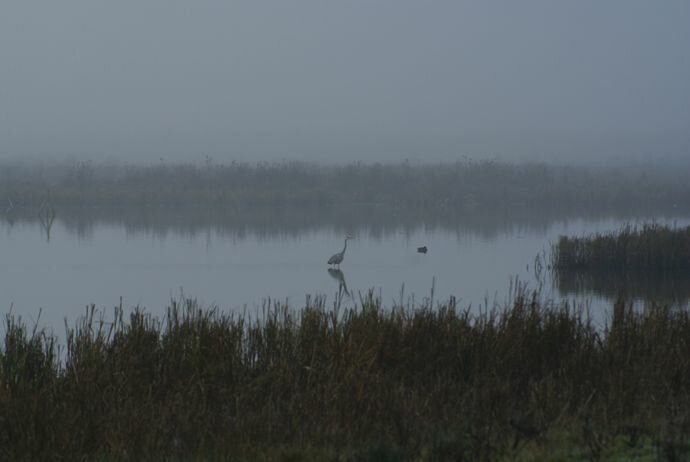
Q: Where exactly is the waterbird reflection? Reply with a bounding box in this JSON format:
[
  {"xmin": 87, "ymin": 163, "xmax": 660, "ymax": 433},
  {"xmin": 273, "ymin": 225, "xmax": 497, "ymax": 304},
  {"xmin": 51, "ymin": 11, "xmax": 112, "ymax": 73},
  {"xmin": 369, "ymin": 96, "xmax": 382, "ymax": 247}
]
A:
[{"xmin": 327, "ymin": 268, "xmax": 351, "ymax": 298}]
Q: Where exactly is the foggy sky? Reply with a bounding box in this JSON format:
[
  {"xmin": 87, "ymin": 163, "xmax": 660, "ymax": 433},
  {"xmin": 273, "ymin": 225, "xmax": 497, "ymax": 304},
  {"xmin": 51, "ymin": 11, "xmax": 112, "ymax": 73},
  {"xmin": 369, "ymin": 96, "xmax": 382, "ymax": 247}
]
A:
[{"xmin": 1, "ymin": 0, "xmax": 689, "ymax": 164}]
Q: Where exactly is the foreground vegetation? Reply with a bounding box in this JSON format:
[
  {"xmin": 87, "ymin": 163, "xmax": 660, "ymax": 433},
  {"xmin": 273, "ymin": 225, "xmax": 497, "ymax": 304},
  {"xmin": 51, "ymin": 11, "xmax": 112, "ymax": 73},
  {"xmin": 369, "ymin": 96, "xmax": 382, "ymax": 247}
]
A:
[{"xmin": 2, "ymin": 291, "xmax": 690, "ymax": 460}]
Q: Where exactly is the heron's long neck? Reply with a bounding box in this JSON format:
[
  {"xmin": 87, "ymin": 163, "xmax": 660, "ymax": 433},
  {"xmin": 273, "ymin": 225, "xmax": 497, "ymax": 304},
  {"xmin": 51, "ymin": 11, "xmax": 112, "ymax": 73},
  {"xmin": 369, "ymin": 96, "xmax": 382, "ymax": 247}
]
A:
[{"xmin": 342, "ymin": 239, "xmax": 348, "ymax": 254}]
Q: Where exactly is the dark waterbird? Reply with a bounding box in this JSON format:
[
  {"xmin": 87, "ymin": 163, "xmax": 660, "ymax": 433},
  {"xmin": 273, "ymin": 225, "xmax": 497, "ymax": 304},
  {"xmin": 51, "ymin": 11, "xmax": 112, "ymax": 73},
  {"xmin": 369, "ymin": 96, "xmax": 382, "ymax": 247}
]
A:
[{"xmin": 417, "ymin": 246, "xmax": 428, "ymax": 253}]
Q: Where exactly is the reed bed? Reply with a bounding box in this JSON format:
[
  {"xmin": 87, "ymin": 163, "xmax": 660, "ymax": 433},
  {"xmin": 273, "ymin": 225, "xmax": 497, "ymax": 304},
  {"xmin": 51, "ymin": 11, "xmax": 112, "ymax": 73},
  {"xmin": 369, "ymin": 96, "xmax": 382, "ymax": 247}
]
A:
[
  {"xmin": 552, "ymin": 225, "xmax": 690, "ymax": 272},
  {"xmin": 2, "ymin": 291, "xmax": 690, "ymax": 460},
  {"xmin": 2, "ymin": 160, "xmax": 690, "ymax": 213}
]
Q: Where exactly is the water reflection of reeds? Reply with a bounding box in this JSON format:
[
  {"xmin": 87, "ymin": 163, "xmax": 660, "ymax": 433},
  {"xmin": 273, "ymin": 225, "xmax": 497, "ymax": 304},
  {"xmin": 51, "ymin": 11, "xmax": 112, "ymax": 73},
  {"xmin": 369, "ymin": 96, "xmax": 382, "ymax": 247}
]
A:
[
  {"xmin": 555, "ymin": 268, "xmax": 690, "ymax": 303},
  {"xmin": 3, "ymin": 204, "xmax": 688, "ymax": 243}
]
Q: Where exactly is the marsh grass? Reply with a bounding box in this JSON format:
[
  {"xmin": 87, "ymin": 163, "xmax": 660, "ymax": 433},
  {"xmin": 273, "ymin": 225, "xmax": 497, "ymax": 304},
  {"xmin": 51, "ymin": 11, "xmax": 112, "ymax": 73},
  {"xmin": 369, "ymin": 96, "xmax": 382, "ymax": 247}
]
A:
[
  {"xmin": 2, "ymin": 290, "xmax": 690, "ymax": 460},
  {"xmin": 552, "ymin": 225, "xmax": 690, "ymax": 272}
]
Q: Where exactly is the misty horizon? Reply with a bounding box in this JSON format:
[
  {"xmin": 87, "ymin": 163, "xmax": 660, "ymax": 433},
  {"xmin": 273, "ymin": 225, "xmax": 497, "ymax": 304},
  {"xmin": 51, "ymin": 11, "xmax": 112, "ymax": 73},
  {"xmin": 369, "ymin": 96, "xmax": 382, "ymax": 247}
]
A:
[{"xmin": 1, "ymin": 0, "xmax": 689, "ymax": 165}]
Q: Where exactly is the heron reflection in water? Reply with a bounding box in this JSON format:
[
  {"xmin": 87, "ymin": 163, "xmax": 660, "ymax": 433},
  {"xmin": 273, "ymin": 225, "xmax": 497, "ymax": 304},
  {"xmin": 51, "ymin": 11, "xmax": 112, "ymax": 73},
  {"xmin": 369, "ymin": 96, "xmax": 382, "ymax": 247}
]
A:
[{"xmin": 328, "ymin": 268, "xmax": 351, "ymax": 298}]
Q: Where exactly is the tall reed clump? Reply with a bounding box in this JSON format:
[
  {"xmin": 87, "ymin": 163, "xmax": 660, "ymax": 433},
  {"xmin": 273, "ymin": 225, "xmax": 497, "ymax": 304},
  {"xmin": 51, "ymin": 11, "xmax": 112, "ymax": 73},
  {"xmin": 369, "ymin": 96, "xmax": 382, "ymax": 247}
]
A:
[
  {"xmin": 552, "ymin": 224, "xmax": 690, "ymax": 272},
  {"xmin": 2, "ymin": 292, "xmax": 690, "ymax": 460}
]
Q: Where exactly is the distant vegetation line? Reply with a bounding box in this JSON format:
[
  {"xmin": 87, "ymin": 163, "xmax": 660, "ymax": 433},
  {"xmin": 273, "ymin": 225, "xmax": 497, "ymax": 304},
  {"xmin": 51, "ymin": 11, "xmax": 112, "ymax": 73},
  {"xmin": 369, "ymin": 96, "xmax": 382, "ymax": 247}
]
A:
[
  {"xmin": 2, "ymin": 290, "xmax": 690, "ymax": 459},
  {"xmin": 1, "ymin": 160, "xmax": 689, "ymax": 212}
]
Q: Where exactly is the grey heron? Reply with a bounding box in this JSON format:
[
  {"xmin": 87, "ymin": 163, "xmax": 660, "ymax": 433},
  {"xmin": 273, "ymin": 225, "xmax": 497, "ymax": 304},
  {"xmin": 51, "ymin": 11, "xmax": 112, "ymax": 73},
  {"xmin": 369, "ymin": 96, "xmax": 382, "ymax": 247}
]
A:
[{"xmin": 328, "ymin": 235, "xmax": 352, "ymax": 267}]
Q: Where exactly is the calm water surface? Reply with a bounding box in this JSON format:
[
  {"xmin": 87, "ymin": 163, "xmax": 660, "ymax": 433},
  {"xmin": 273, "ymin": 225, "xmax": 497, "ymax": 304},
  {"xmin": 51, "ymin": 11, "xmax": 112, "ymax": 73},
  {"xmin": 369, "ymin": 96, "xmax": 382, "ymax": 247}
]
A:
[{"xmin": 1, "ymin": 215, "xmax": 689, "ymax": 332}]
